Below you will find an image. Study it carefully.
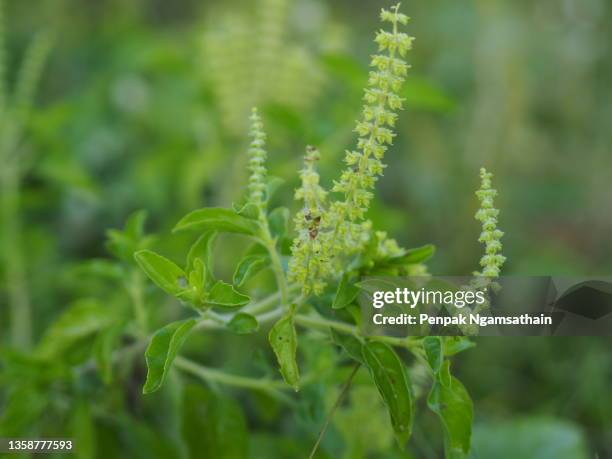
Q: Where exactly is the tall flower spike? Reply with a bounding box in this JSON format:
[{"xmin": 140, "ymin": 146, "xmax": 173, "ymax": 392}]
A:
[
  {"xmin": 474, "ymin": 168, "xmax": 505, "ymax": 277},
  {"xmin": 247, "ymin": 107, "xmax": 268, "ymax": 211},
  {"xmin": 328, "ymin": 3, "xmax": 413, "ymax": 251},
  {"xmin": 289, "ymin": 146, "xmax": 332, "ymax": 295}
]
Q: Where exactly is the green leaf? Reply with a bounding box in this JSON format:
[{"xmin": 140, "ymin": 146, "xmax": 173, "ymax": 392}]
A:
[
  {"xmin": 207, "ymin": 281, "xmax": 250, "ymax": 310},
  {"xmin": 444, "ymin": 337, "xmax": 476, "ymax": 356},
  {"xmin": 37, "ymin": 300, "xmax": 114, "ymax": 359},
  {"xmin": 188, "ymin": 258, "xmax": 207, "ymax": 293},
  {"xmin": 94, "ymin": 323, "xmax": 124, "ymax": 385},
  {"xmin": 331, "ymin": 329, "xmax": 364, "ymax": 364},
  {"xmin": 143, "ymin": 319, "xmax": 196, "ymax": 394},
  {"xmin": 362, "ymin": 341, "xmax": 413, "ymax": 446},
  {"xmin": 173, "ymin": 207, "xmax": 259, "ymax": 235},
  {"xmin": 105, "ymin": 210, "xmax": 155, "ymax": 263},
  {"xmin": 182, "ymin": 385, "xmax": 248, "ymax": 459},
  {"xmin": 125, "ymin": 209, "xmax": 148, "ymax": 241},
  {"xmin": 333, "ymin": 273, "xmax": 360, "ymax": 309},
  {"xmin": 388, "ymin": 244, "xmax": 436, "ymax": 265},
  {"xmin": 423, "ymin": 336, "xmax": 444, "ymax": 374},
  {"xmin": 265, "ymin": 176, "xmax": 285, "ymax": 203},
  {"xmin": 233, "ymin": 254, "xmax": 268, "ymax": 287},
  {"xmin": 186, "ymin": 231, "xmax": 217, "ymax": 275},
  {"xmin": 227, "ymin": 313, "xmax": 259, "ymax": 334},
  {"xmin": 269, "ymin": 315, "xmax": 300, "ymax": 391},
  {"xmin": 134, "ymin": 250, "xmax": 186, "ymax": 296},
  {"xmin": 428, "ymin": 361, "xmax": 473, "ymax": 458},
  {"xmin": 268, "ymin": 207, "xmax": 289, "ymax": 238},
  {"xmin": 233, "ymin": 199, "xmax": 259, "ymax": 219}
]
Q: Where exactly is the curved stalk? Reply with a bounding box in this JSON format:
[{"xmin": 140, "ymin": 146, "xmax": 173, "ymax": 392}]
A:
[{"xmin": 174, "ymin": 356, "xmax": 293, "ymax": 404}]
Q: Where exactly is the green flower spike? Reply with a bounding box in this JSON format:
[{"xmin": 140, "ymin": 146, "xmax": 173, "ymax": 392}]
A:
[
  {"xmin": 474, "ymin": 168, "xmax": 506, "ymax": 278},
  {"xmin": 328, "ymin": 3, "xmax": 414, "ymax": 253},
  {"xmin": 247, "ymin": 107, "xmax": 268, "ymax": 212},
  {"xmin": 288, "ymin": 146, "xmax": 332, "ymax": 295}
]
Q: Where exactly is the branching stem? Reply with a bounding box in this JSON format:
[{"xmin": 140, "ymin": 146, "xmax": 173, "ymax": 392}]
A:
[{"xmin": 174, "ymin": 356, "xmax": 294, "ymax": 404}]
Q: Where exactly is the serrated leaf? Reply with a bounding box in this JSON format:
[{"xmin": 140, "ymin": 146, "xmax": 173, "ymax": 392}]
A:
[
  {"xmin": 233, "ymin": 254, "xmax": 268, "ymax": 287},
  {"xmin": 428, "ymin": 361, "xmax": 473, "ymax": 458},
  {"xmin": 330, "ymin": 328, "xmax": 364, "ymax": 364},
  {"xmin": 333, "ymin": 273, "xmax": 360, "ymax": 309},
  {"xmin": 207, "ymin": 281, "xmax": 250, "ymax": 310},
  {"xmin": 269, "ymin": 315, "xmax": 299, "ymax": 390},
  {"xmin": 134, "ymin": 250, "xmax": 186, "ymax": 296},
  {"xmin": 362, "ymin": 341, "xmax": 413, "ymax": 446},
  {"xmin": 423, "ymin": 336, "xmax": 444, "ymax": 374},
  {"xmin": 227, "ymin": 313, "xmax": 259, "ymax": 334},
  {"xmin": 388, "ymin": 244, "xmax": 436, "ymax": 265},
  {"xmin": 143, "ymin": 319, "xmax": 196, "ymax": 394},
  {"xmin": 173, "ymin": 207, "xmax": 259, "ymax": 235},
  {"xmin": 268, "ymin": 207, "xmax": 289, "ymax": 239},
  {"xmin": 186, "ymin": 231, "xmax": 217, "ymax": 275}
]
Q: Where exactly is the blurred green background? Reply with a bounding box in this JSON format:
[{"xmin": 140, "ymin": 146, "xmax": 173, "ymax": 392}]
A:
[{"xmin": 1, "ymin": 0, "xmax": 611, "ymax": 457}]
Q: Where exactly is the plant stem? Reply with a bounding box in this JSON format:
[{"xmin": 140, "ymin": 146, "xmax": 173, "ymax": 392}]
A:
[
  {"xmin": 174, "ymin": 355, "xmax": 293, "ymax": 404},
  {"xmin": 295, "ymin": 312, "xmax": 422, "ymax": 350},
  {"xmin": 1, "ymin": 162, "xmax": 32, "ymax": 349},
  {"xmin": 243, "ymin": 283, "xmax": 300, "ymax": 316},
  {"xmin": 308, "ymin": 363, "xmax": 360, "ymax": 459},
  {"xmin": 254, "ymin": 203, "xmax": 291, "ymax": 309},
  {"xmin": 295, "ymin": 313, "xmax": 359, "ymax": 336}
]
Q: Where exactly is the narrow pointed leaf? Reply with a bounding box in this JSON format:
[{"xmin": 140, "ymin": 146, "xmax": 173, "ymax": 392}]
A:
[
  {"xmin": 186, "ymin": 231, "xmax": 217, "ymax": 275},
  {"xmin": 135, "ymin": 250, "xmax": 186, "ymax": 296},
  {"xmin": 423, "ymin": 336, "xmax": 444, "ymax": 374},
  {"xmin": 388, "ymin": 244, "xmax": 436, "ymax": 265},
  {"xmin": 427, "ymin": 361, "xmax": 473, "ymax": 458},
  {"xmin": 333, "ymin": 273, "xmax": 360, "ymax": 309},
  {"xmin": 233, "ymin": 254, "xmax": 268, "ymax": 287},
  {"xmin": 269, "ymin": 315, "xmax": 299, "ymax": 390},
  {"xmin": 331, "ymin": 328, "xmax": 364, "ymax": 364},
  {"xmin": 362, "ymin": 341, "xmax": 414, "ymax": 446},
  {"xmin": 143, "ymin": 319, "xmax": 196, "ymax": 394}
]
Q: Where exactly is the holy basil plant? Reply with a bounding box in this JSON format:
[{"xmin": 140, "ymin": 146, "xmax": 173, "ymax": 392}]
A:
[{"xmin": 131, "ymin": 4, "xmax": 505, "ymax": 458}]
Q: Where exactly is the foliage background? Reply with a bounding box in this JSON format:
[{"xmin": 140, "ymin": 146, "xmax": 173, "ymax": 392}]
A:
[{"xmin": 1, "ymin": 0, "xmax": 611, "ymax": 457}]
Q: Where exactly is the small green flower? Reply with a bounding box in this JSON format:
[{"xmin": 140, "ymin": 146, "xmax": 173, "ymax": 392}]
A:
[
  {"xmin": 474, "ymin": 168, "xmax": 505, "ymax": 277},
  {"xmin": 288, "ymin": 146, "xmax": 332, "ymax": 295},
  {"xmin": 327, "ymin": 3, "xmax": 414, "ymax": 253}
]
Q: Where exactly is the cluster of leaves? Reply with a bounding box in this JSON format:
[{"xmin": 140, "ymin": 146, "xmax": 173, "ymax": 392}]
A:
[{"xmin": 131, "ymin": 5, "xmax": 491, "ymax": 457}]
